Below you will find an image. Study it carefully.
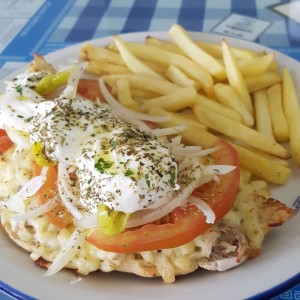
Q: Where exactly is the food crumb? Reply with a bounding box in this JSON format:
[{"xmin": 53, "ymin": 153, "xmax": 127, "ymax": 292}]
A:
[{"xmin": 69, "ymin": 275, "xmax": 82, "ymax": 285}]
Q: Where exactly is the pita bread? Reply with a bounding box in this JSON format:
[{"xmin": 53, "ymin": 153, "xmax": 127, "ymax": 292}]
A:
[{"xmin": 0, "ymin": 156, "xmax": 295, "ymax": 283}]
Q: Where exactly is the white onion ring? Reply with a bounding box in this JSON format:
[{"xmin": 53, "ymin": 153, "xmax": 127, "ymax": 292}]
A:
[
  {"xmin": 57, "ymin": 163, "xmax": 83, "ymax": 220},
  {"xmin": 11, "ymin": 196, "xmax": 59, "ymax": 223},
  {"xmin": 44, "ymin": 228, "xmax": 87, "ymax": 276},
  {"xmin": 150, "ymin": 125, "xmax": 186, "ymax": 137},
  {"xmin": 16, "ymin": 167, "xmax": 48, "ymax": 200},
  {"xmin": 187, "ymin": 195, "xmax": 216, "ymax": 224}
]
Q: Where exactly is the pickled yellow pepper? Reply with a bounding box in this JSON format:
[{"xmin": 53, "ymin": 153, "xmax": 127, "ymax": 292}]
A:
[
  {"xmin": 97, "ymin": 204, "xmax": 130, "ymax": 236},
  {"xmin": 35, "ymin": 68, "xmax": 73, "ymax": 96},
  {"xmin": 31, "ymin": 142, "xmax": 56, "ymax": 167}
]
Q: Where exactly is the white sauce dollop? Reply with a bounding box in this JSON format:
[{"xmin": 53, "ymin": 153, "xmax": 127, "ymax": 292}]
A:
[{"xmin": 0, "ymin": 73, "xmax": 179, "ymax": 214}]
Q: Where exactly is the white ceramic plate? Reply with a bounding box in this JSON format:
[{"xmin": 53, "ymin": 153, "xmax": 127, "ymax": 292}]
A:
[{"xmin": 0, "ymin": 32, "xmax": 299, "ymax": 300}]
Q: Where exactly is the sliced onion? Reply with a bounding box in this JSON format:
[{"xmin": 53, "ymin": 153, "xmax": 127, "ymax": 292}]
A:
[
  {"xmin": 202, "ymin": 164, "xmax": 237, "ymax": 175},
  {"xmin": 187, "ymin": 195, "xmax": 216, "ymax": 224},
  {"xmin": 112, "ymin": 109, "xmax": 151, "ymax": 130},
  {"xmin": 5, "ymin": 128, "xmax": 31, "ymax": 149},
  {"xmin": 99, "ymin": 78, "xmax": 170, "ymax": 123},
  {"xmin": 16, "ymin": 167, "xmax": 48, "ymax": 199},
  {"xmin": 76, "ymin": 212, "xmax": 98, "ymax": 229},
  {"xmin": 11, "ymin": 196, "xmax": 58, "ymax": 223},
  {"xmin": 172, "ymin": 145, "xmax": 220, "ymax": 158},
  {"xmin": 169, "ymin": 135, "xmax": 182, "ymax": 147},
  {"xmin": 191, "ymin": 146, "xmax": 221, "ymax": 158},
  {"xmin": 70, "ymin": 276, "xmax": 82, "ymax": 285},
  {"xmin": 150, "ymin": 125, "xmax": 186, "ymax": 137},
  {"xmin": 172, "ymin": 145, "xmax": 203, "ymax": 156},
  {"xmin": 177, "ymin": 157, "xmax": 198, "ymax": 172},
  {"xmin": 57, "ymin": 163, "xmax": 83, "ymax": 220},
  {"xmin": 44, "ymin": 228, "xmax": 87, "ymax": 276},
  {"xmin": 62, "ymin": 63, "xmax": 87, "ymax": 99}
]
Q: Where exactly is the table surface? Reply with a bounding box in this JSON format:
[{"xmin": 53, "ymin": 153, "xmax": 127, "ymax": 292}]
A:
[{"xmin": 0, "ymin": 0, "xmax": 300, "ymax": 299}]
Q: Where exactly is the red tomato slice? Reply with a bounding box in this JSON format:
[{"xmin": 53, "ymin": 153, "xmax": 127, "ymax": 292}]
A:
[
  {"xmin": 77, "ymin": 79, "xmax": 109, "ymax": 102},
  {"xmin": 33, "ymin": 164, "xmax": 73, "ymax": 228},
  {"xmin": 192, "ymin": 138, "xmax": 240, "ymax": 220},
  {"xmin": 86, "ymin": 138, "xmax": 240, "ymax": 253},
  {"xmin": 0, "ymin": 129, "xmax": 13, "ymax": 152}
]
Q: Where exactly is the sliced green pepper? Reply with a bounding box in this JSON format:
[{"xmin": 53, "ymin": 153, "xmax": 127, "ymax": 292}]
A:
[
  {"xmin": 31, "ymin": 142, "xmax": 55, "ymax": 167},
  {"xmin": 97, "ymin": 204, "xmax": 130, "ymax": 236},
  {"xmin": 35, "ymin": 68, "xmax": 73, "ymax": 96}
]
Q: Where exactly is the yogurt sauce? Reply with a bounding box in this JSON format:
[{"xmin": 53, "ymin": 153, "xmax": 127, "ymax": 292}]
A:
[{"xmin": 0, "ymin": 72, "xmax": 179, "ymax": 214}]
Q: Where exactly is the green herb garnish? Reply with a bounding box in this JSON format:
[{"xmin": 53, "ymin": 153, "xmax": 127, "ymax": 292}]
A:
[
  {"xmin": 15, "ymin": 85, "xmax": 23, "ymax": 96},
  {"xmin": 169, "ymin": 172, "xmax": 176, "ymax": 185},
  {"xmin": 144, "ymin": 174, "xmax": 150, "ymax": 188},
  {"xmin": 95, "ymin": 157, "xmax": 114, "ymax": 174},
  {"xmin": 124, "ymin": 169, "xmax": 134, "ymax": 177}
]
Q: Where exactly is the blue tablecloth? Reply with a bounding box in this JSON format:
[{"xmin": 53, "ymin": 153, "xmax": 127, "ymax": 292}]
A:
[
  {"xmin": 0, "ymin": 1, "xmax": 300, "ymax": 299},
  {"xmin": 0, "ymin": 0, "xmax": 299, "ymax": 76}
]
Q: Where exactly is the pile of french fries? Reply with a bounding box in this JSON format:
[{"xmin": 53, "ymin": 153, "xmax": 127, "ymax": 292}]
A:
[{"xmin": 79, "ymin": 24, "xmax": 300, "ymax": 185}]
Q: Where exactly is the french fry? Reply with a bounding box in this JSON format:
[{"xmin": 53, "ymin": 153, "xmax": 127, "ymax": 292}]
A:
[
  {"xmin": 104, "ymin": 74, "xmax": 242, "ymax": 123},
  {"xmin": 166, "ymin": 65, "xmax": 201, "ymax": 90},
  {"xmin": 148, "ymin": 106, "xmax": 211, "ymax": 146},
  {"xmin": 245, "ymin": 72, "xmax": 282, "ymax": 93},
  {"xmin": 80, "ymin": 44, "xmax": 125, "ymax": 65},
  {"xmin": 83, "ymin": 43, "xmax": 166, "ymax": 75},
  {"xmin": 93, "ymin": 40, "xmax": 214, "ymax": 95},
  {"xmin": 267, "ymin": 60, "xmax": 279, "ymax": 73},
  {"xmin": 116, "ymin": 78, "xmax": 138, "ymax": 110},
  {"xmin": 169, "ymin": 24, "xmax": 226, "ymax": 81},
  {"xmin": 103, "ymin": 74, "xmax": 181, "ymax": 95},
  {"xmin": 231, "ymin": 143, "xmax": 291, "ymax": 184},
  {"xmin": 81, "ymin": 25, "xmax": 300, "ymax": 184},
  {"xmin": 245, "ymin": 144, "xmax": 290, "ymax": 168},
  {"xmin": 266, "ymin": 83, "xmax": 289, "ymax": 142},
  {"xmin": 130, "ymin": 89, "xmax": 161, "ymax": 99},
  {"xmin": 150, "ymin": 107, "xmax": 291, "ymax": 184},
  {"xmin": 142, "ymin": 61, "xmax": 167, "ymax": 74},
  {"xmin": 145, "ymin": 36, "xmax": 185, "ymax": 55},
  {"xmin": 139, "ymin": 86, "xmax": 197, "ymax": 113},
  {"xmin": 193, "ymin": 105, "xmax": 289, "ymax": 159},
  {"xmin": 253, "ymin": 89, "xmax": 274, "ymax": 139},
  {"xmin": 222, "ymin": 39, "xmax": 253, "ymax": 115},
  {"xmin": 196, "ymin": 41, "xmax": 260, "ymax": 60},
  {"xmin": 114, "ymin": 35, "xmax": 164, "ymax": 79},
  {"xmin": 238, "ymin": 53, "xmax": 275, "ymax": 77},
  {"xmin": 282, "ymin": 67, "xmax": 300, "ymax": 165},
  {"xmin": 85, "ymin": 60, "xmax": 131, "ymax": 76},
  {"xmin": 119, "ymin": 43, "xmax": 214, "ymax": 96},
  {"xmin": 213, "ymin": 83, "xmax": 254, "ymax": 127},
  {"xmin": 195, "ymin": 94, "xmax": 242, "ymax": 123}
]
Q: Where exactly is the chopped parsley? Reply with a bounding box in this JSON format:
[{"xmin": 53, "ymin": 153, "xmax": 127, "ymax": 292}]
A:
[
  {"xmin": 25, "ymin": 116, "xmax": 34, "ymax": 123},
  {"xmin": 124, "ymin": 169, "xmax": 134, "ymax": 177},
  {"xmin": 110, "ymin": 140, "xmax": 118, "ymax": 148},
  {"xmin": 144, "ymin": 174, "xmax": 150, "ymax": 188},
  {"xmin": 95, "ymin": 157, "xmax": 114, "ymax": 174},
  {"xmin": 15, "ymin": 85, "xmax": 23, "ymax": 96},
  {"xmin": 169, "ymin": 172, "xmax": 176, "ymax": 185}
]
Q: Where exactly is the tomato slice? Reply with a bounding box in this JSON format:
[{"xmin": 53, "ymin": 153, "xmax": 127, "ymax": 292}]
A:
[
  {"xmin": 0, "ymin": 129, "xmax": 13, "ymax": 152},
  {"xmin": 86, "ymin": 138, "xmax": 240, "ymax": 253},
  {"xmin": 33, "ymin": 164, "xmax": 73, "ymax": 228},
  {"xmin": 192, "ymin": 138, "xmax": 240, "ymax": 220},
  {"xmin": 77, "ymin": 79, "xmax": 108, "ymax": 102}
]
